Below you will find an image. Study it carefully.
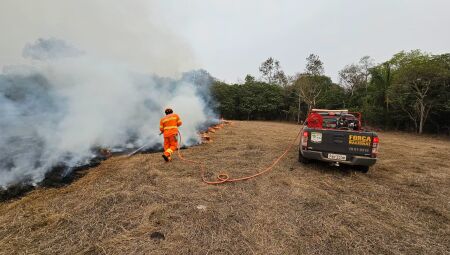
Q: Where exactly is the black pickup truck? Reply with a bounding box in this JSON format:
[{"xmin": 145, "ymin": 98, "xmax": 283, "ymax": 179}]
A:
[{"xmin": 299, "ymin": 109, "xmax": 379, "ymax": 173}]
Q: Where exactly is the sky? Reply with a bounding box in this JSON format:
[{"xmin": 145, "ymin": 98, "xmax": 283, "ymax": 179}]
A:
[{"xmin": 1, "ymin": 0, "xmax": 449, "ymax": 82}]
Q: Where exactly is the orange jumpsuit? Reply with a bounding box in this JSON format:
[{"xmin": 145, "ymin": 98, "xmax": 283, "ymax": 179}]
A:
[{"xmin": 160, "ymin": 113, "xmax": 182, "ymax": 159}]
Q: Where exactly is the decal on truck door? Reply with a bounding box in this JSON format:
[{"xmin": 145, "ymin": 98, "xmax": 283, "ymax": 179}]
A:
[
  {"xmin": 311, "ymin": 132, "xmax": 322, "ymax": 143},
  {"xmin": 348, "ymin": 135, "xmax": 371, "ymax": 146}
]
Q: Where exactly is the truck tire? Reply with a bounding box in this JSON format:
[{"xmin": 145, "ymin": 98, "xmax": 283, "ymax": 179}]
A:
[
  {"xmin": 298, "ymin": 151, "xmax": 310, "ymax": 164},
  {"xmin": 355, "ymin": 165, "xmax": 369, "ymax": 173}
]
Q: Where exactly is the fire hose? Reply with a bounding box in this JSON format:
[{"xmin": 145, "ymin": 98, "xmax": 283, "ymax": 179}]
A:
[
  {"xmin": 177, "ymin": 130, "xmax": 302, "ymax": 185},
  {"xmin": 127, "ymin": 132, "xmax": 164, "ymax": 157},
  {"xmin": 127, "ymin": 144, "xmax": 149, "ymax": 157}
]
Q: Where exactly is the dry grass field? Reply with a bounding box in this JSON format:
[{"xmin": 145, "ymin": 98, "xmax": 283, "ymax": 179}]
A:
[{"xmin": 0, "ymin": 121, "xmax": 449, "ymax": 255}]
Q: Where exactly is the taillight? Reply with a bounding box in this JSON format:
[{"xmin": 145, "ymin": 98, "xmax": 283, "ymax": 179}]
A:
[
  {"xmin": 302, "ymin": 131, "xmax": 308, "ymax": 148},
  {"xmin": 372, "ymin": 136, "xmax": 379, "ymax": 157}
]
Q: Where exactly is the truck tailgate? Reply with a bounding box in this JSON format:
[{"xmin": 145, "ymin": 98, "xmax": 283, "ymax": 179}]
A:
[{"xmin": 307, "ymin": 129, "xmax": 374, "ymax": 156}]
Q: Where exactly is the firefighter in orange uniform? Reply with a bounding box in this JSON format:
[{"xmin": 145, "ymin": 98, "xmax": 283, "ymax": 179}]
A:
[{"xmin": 160, "ymin": 108, "xmax": 182, "ymax": 162}]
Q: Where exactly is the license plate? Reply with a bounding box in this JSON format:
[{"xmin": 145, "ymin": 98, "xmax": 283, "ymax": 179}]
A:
[{"xmin": 327, "ymin": 153, "xmax": 346, "ymax": 161}]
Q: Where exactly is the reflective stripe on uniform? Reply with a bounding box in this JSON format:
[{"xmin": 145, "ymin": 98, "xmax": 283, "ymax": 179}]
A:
[
  {"xmin": 162, "ymin": 117, "xmax": 177, "ymax": 123},
  {"xmin": 166, "ymin": 148, "xmax": 174, "ymax": 154},
  {"xmin": 164, "ymin": 126, "xmax": 178, "ymax": 130}
]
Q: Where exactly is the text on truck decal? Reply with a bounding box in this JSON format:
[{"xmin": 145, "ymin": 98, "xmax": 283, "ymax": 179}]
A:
[{"xmin": 348, "ymin": 135, "xmax": 371, "ymax": 146}]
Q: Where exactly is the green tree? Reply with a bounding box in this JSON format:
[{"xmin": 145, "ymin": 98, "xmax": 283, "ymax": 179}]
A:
[
  {"xmin": 294, "ymin": 54, "xmax": 327, "ymax": 116},
  {"xmin": 259, "ymin": 57, "xmax": 288, "ymax": 86},
  {"xmin": 305, "ymin": 54, "xmax": 324, "ymax": 75},
  {"xmin": 209, "ymin": 50, "xmax": 449, "ymax": 135},
  {"xmin": 244, "ymin": 74, "xmax": 256, "ymax": 84},
  {"xmin": 367, "ymin": 62, "xmax": 393, "ymax": 128},
  {"xmin": 389, "ymin": 51, "xmax": 449, "ymax": 133},
  {"xmin": 239, "ymin": 82, "xmax": 283, "ymax": 120},
  {"xmin": 259, "ymin": 57, "xmax": 278, "ymax": 84},
  {"xmin": 210, "ymin": 81, "xmax": 238, "ymax": 119},
  {"xmin": 339, "ymin": 64, "xmax": 365, "ymax": 96},
  {"xmin": 359, "ymin": 56, "xmax": 375, "ymax": 90}
]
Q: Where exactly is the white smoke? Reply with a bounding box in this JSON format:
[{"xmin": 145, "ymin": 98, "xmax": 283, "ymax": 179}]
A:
[
  {"xmin": 0, "ymin": 38, "xmax": 217, "ymax": 188},
  {"xmin": 0, "ymin": 0, "xmax": 196, "ymax": 76}
]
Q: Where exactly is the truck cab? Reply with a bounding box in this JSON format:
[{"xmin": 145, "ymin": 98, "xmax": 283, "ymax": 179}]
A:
[{"xmin": 299, "ymin": 109, "xmax": 379, "ymax": 173}]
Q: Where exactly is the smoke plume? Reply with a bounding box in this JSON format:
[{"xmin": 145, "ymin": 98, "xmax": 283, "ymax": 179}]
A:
[{"xmin": 0, "ymin": 38, "xmax": 216, "ymax": 189}]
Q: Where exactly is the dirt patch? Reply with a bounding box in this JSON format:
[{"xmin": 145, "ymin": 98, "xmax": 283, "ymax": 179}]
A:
[{"xmin": 0, "ymin": 121, "xmax": 449, "ymax": 254}]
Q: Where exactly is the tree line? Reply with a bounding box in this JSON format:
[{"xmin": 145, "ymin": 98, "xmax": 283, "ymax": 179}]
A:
[{"xmin": 208, "ymin": 50, "xmax": 450, "ymax": 134}]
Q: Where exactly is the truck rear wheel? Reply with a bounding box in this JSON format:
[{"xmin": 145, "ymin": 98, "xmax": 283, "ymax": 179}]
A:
[
  {"xmin": 355, "ymin": 165, "xmax": 369, "ymax": 173},
  {"xmin": 299, "ymin": 151, "xmax": 310, "ymax": 164}
]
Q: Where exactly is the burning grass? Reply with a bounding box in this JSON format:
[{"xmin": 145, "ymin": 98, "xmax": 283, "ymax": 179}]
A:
[{"xmin": 0, "ymin": 121, "xmax": 449, "ymax": 254}]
